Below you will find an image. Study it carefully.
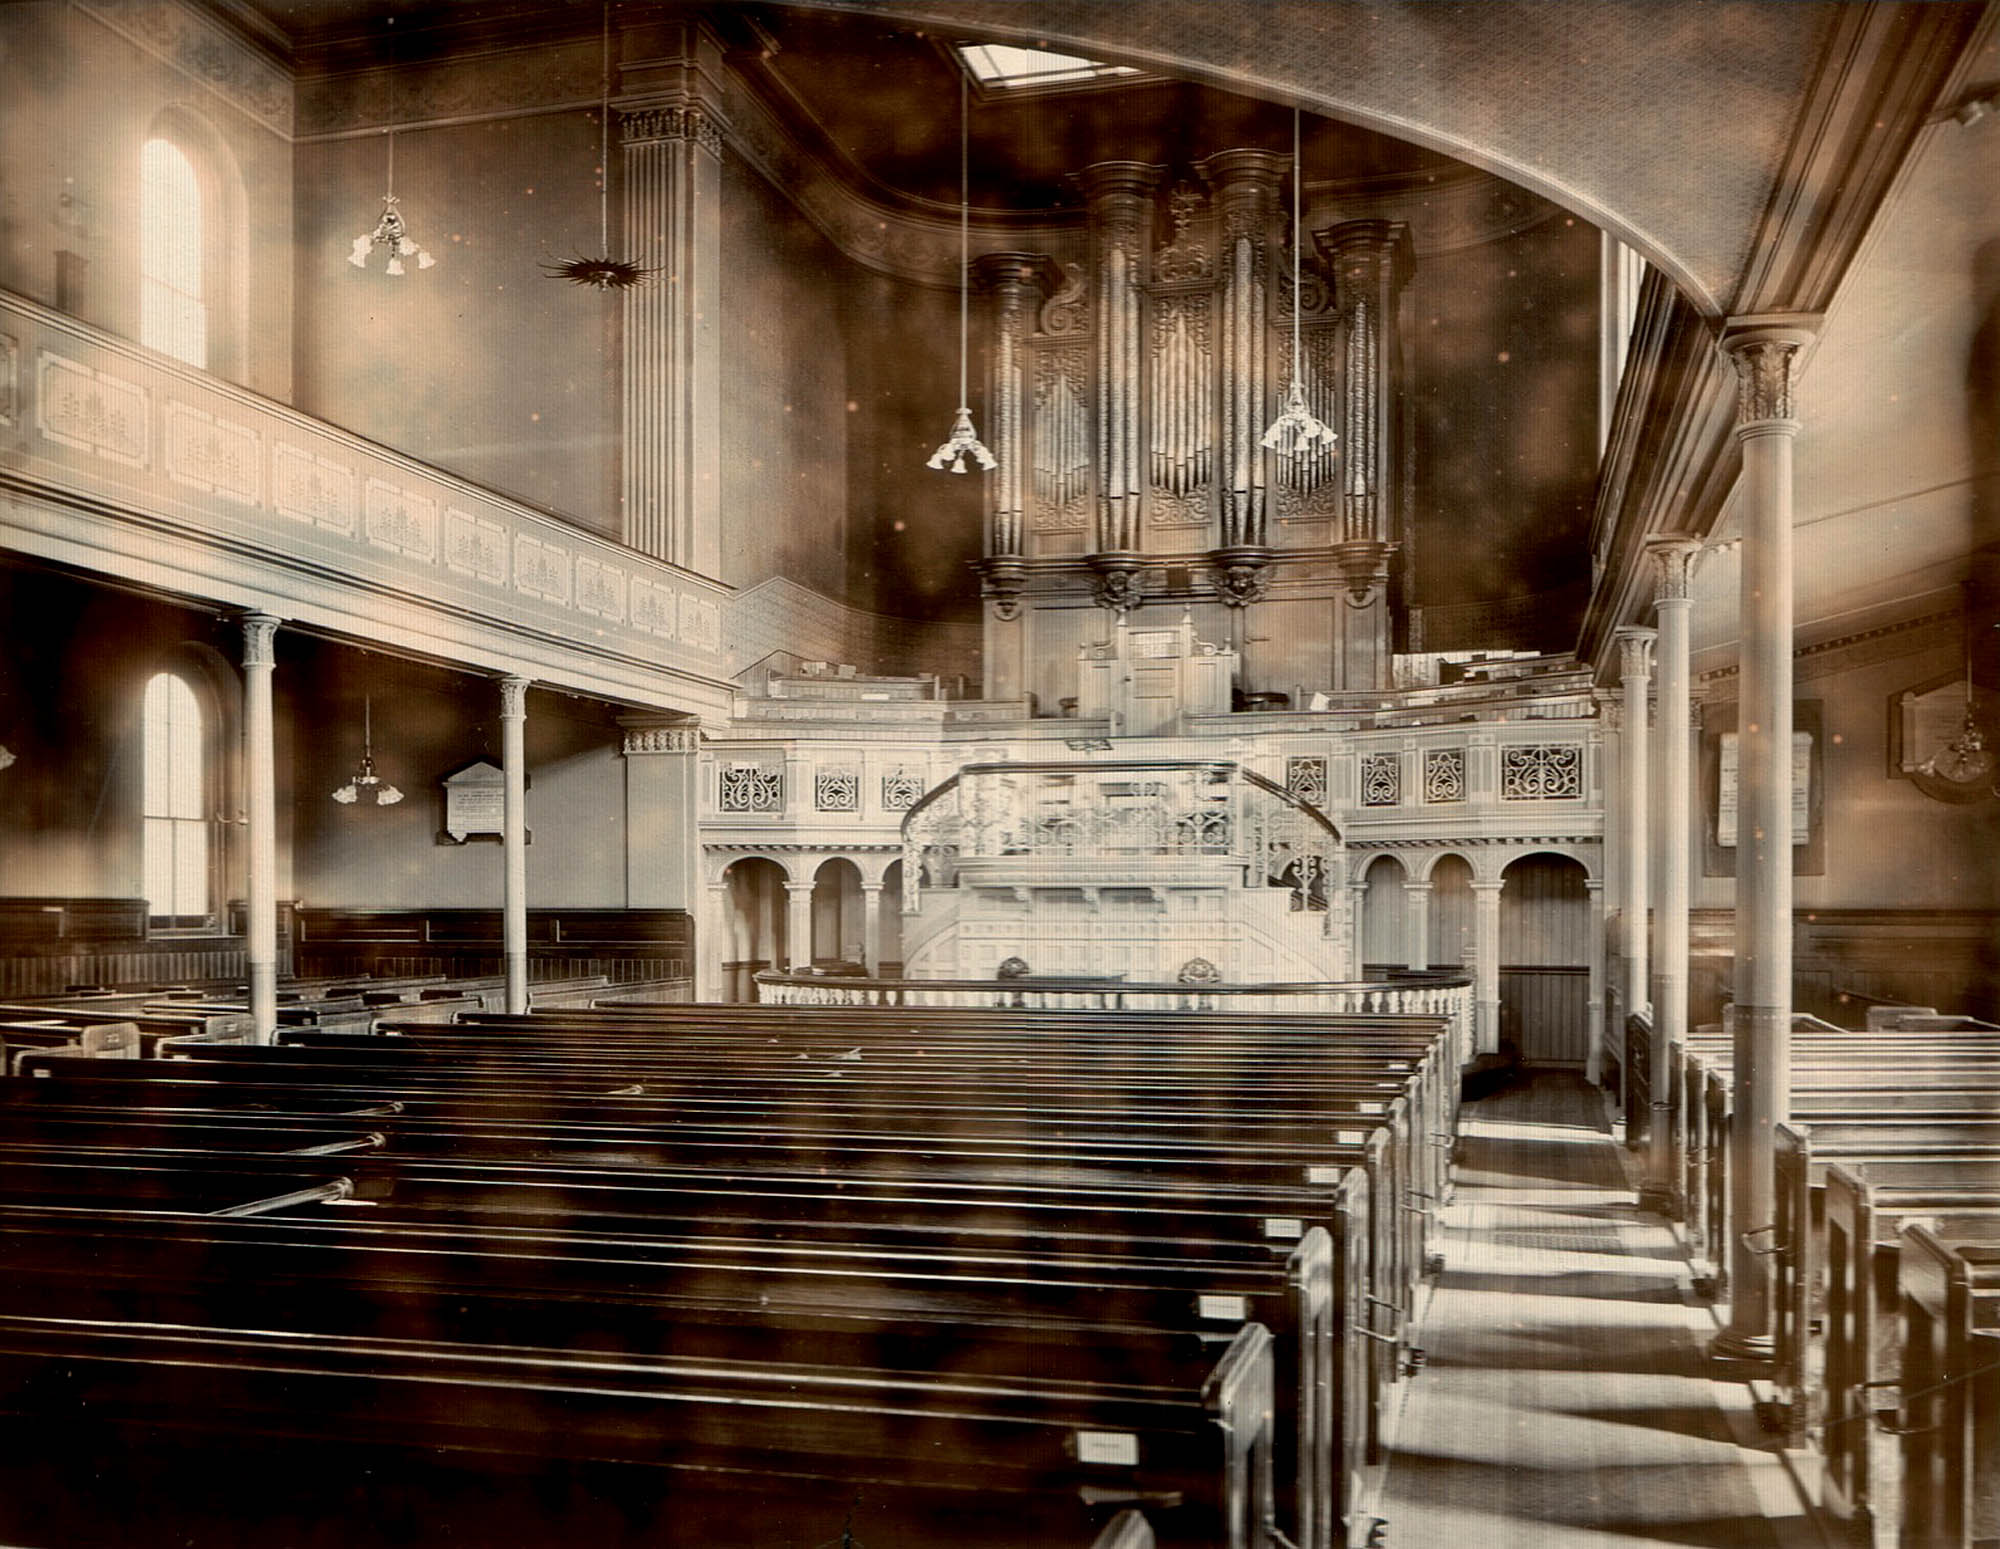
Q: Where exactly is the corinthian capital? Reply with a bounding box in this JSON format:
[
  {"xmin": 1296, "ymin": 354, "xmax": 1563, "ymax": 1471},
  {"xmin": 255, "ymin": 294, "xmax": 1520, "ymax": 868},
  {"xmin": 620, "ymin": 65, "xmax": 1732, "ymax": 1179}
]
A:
[
  {"xmin": 1614, "ymin": 624, "xmax": 1656, "ymax": 683},
  {"xmin": 1719, "ymin": 313, "xmax": 1821, "ymax": 429},
  {"xmin": 1645, "ymin": 535, "xmax": 1702, "ymax": 604}
]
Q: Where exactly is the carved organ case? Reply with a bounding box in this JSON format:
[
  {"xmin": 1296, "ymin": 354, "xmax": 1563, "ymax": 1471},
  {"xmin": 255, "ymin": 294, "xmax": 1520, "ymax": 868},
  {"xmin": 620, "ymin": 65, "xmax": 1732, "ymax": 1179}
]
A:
[{"xmin": 976, "ymin": 150, "xmax": 1414, "ymax": 712}]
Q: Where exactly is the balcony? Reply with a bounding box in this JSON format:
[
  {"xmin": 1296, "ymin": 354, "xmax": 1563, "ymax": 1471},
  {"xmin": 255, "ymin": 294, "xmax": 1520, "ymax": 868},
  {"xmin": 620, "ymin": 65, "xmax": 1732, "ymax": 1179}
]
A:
[{"xmin": 0, "ymin": 288, "xmax": 730, "ymax": 716}]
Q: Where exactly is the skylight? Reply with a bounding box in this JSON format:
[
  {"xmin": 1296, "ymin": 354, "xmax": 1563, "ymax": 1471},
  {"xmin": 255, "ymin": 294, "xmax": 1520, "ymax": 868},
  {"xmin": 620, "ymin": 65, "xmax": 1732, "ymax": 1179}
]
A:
[{"xmin": 957, "ymin": 43, "xmax": 1139, "ymax": 91}]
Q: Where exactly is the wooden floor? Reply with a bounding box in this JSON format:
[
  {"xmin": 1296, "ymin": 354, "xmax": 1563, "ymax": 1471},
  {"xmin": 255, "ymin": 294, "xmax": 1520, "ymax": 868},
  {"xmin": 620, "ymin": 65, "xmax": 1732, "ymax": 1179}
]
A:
[{"xmin": 1373, "ymin": 1072, "xmax": 1809, "ymax": 1548}]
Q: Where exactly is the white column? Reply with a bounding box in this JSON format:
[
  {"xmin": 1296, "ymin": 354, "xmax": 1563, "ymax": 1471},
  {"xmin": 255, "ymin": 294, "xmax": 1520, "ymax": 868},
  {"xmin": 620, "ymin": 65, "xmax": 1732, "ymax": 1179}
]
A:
[
  {"xmin": 785, "ymin": 881, "xmax": 815, "ymax": 971},
  {"xmin": 1471, "ymin": 879, "xmax": 1503, "ymax": 1055},
  {"xmin": 1644, "ymin": 536, "xmax": 1702, "ymax": 1213},
  {"xmin": 1348, "ymin": 878, "xmax": 1370, "ymax": 978},
  {"xmin": 1615, "ymin": 626, "xmax": 1656, "ymax": 1034},
  {"xmin": 620, "ymin": 59, "xmax": 725, "ymax": 575},
  {"xmin": 699, "ymin": 880, "xmax": 728, "ymax": 1002},
  {"xmin": 1585, "ymin": 879, "xmax": 1607, "ymax": 1084},
  {"xmin": 1404, "ymin": 879, "xmax": 1432, "ymax": 972},
  {"xmin": 499, "ymin": 676, "xmax": 530, "ymax": 1015},
  {"xmin": 1715, "ymin": 315, "xmax": 1819, "ymax": 1360},
  {"xmin": 860, "ymin": 881, "xmax": 885, "ymax": 977},
  {"xmin": 240, "ymin": 614, "xmax": 280, "ymax": 1045}
]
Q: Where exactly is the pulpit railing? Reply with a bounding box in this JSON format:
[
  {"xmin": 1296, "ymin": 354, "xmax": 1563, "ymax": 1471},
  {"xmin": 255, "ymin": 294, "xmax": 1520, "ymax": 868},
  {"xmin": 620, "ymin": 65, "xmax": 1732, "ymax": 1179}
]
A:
[{"xmin": 899, "ymin": 759, "xmax": 1339, "ymax": 915}]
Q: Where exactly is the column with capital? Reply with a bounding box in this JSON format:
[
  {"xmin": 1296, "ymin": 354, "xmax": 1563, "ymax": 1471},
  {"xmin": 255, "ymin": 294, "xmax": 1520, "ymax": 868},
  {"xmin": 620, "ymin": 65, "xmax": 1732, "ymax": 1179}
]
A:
[
  {"xmin": 620, "ymin": 35, "xmax": 726, "ymax": 575},
  {"xmin": 1585, "ymin": 878, "xmax": 1607, "ymax": 1085},
  {"xmin": 1714, "ymin": 315, "xmax": 1819, "ymax": 1360},
  {"xmin": 1076, "ymin": 162, "xmax": 1161, "ymax": 611},
  {"xmin": 499, "ymin": 676, "xmax": 530, "ymax": 1015},
  {"xmin": 1644, "ymin": 536, "xmax": 1703, "ymax": 1215},
  {"xmin": 860, "ymin": 881, "xmax": 885, "ymax": 978},
  {"xmin": 1348, "ymin": 878, "xmax": 1370, "ymax": 979},
  {"xmin": 973, "ymin": 253, "xmax": 1058, "ymax": 696},
  {"xmin": 240, "ymin": 614, "xmax": 280, "ymax": 1044},
  {"xmin": 1615, "ymin": 626, "xmax": 1656, "ymax": 1119},
  {"xmin": 1404, "ymin": 879, "xmax": 1432, "ymax": 972},
  {"xmin": 621, "ymin": 718, "xmax": 702, "ymax": 986},
  {"xmin": 784, "ymin": 881, "xmax": 816, "ymax": 972},
  {"xmin": 1470, "ymin": 880, "xmax": 1503, "ymax": 1055},
  {"xmin": 1316, "ymin": 220, "xmax": 1413, "ymax": 690},
  {"xmin": 702, "ymin": 879, "xmax": 729, "ymax": 1002}
]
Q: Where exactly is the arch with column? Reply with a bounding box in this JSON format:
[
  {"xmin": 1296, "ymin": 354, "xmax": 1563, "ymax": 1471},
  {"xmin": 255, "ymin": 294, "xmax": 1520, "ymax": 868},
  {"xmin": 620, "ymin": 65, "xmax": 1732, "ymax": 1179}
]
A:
[
  {"xmin": 715, "ymin": 856, "xmax": 791, "ymax": 1002},
  {"xmin": 1498, "ymin": 850, "xmax": 1596, "ymax": 1065}
]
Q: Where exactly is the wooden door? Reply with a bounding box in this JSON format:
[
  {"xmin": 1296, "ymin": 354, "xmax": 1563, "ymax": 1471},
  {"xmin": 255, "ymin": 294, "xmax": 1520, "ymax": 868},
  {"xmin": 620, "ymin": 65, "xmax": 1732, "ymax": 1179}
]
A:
[{"xmin": 1499, "ymin": 855, "xmax": 1591, "ymax": 1064}]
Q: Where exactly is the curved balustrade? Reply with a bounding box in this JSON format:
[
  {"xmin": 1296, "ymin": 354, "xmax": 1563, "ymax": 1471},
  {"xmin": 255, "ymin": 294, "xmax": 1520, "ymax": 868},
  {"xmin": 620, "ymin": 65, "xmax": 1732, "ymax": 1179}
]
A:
[
  {"xmin": 900, "ymin": 759, "xmax": 1341, "ymax": 918},
  {"xmin": 755, "ymin": 970, "xmax": 1473, "ymax": 1065}
]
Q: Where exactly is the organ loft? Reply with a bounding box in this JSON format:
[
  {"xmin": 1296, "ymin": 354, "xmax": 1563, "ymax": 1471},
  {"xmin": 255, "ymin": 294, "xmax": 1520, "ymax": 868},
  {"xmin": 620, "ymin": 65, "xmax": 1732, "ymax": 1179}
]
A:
[{"xmin": 0, "ymin": 2, "xmax": 1996, "ymax": 1546}]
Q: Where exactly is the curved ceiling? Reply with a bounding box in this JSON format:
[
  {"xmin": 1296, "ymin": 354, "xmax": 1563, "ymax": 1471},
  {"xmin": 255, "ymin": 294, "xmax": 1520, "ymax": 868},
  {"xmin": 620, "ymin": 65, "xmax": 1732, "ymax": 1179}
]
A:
[{"xmin": 787, "ymin": 0, "xmax": 1846, "ymax": 315}]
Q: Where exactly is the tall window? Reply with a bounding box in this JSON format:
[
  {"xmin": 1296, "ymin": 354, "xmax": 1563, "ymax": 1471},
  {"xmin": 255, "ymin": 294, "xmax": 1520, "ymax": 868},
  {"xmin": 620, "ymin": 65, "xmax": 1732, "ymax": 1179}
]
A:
[
  {"xmin": 140, "ymin": 137, "xmax": 206, "ymax": 367},
  {"xmin": 143, "ymin": 672, "xmax": 210, "ymax": 925}
]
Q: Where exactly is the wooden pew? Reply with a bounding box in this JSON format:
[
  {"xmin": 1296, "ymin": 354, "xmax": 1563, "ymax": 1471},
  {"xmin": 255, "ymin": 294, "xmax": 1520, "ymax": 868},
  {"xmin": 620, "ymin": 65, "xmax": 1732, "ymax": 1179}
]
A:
[
  {"xmin": 1893, "ymin": 1222, "xmax": 2000, "ymax": 1549},
  {"xmin": 1818, "ymin": 1162, "xmax": 2000, "ymax": 1544},
  {"xmin": 0, "ymin": 1305, "xmax": 1275, "ymax": 1549}
]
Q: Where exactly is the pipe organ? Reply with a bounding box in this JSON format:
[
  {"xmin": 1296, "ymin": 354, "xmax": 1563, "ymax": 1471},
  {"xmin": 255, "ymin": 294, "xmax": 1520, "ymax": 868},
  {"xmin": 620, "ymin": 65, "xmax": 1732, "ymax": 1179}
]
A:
[{"xmin": 975, "ymin": 151, "xmax": 1414, "ymax": 716}]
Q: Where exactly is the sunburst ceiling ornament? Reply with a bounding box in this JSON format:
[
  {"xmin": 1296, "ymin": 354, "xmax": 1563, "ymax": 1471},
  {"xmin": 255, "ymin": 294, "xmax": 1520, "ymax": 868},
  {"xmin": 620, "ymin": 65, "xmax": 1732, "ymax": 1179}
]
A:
[
  {"xmin": 1261, "ymin": 107, "xmax": 1338, "ymax": 457},
  {"xmin": 349, "ymin": 133, "xmax": 436, "ymax": 276},
  {"xmin": 542, "ymin": 3, "xmax": 658, "ymax": 293},
  {"xmin": 927, "ymin": 67, "xmax": 996, "ymax": 474}
]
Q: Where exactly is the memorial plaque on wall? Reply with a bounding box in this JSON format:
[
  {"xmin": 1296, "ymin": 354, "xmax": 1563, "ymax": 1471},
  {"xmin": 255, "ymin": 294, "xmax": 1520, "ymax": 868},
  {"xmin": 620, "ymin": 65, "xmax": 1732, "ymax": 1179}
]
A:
[
  {"xmin": 439, "ymin": 760, "xmax": 525, "ymax": 844},
  {"xmin": 1701, "ymin": 700, "xmax": 1823, "ymax": 876}
]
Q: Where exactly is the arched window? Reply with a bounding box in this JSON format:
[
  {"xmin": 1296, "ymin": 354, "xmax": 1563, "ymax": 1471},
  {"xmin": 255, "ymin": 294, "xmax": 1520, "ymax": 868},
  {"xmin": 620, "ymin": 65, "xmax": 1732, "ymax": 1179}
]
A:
[
  {"xmin": 143, "ymin": 671, "xmax": 211, "ymax": 926},
  {"xmin": 140, "ymin": 137, "xmax": 206, "ymax": 367}
]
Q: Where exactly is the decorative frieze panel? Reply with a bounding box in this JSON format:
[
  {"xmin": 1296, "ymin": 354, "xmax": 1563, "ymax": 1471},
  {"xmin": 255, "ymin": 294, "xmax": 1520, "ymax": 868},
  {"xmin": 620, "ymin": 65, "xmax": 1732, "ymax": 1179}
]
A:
[
  {"xmin": 679, "ymin": 594, "xmax": 723, "ymax": 654},
  {"xmin": 881, "ymin": 770, "xmax": 926, "ymax": 812},
  {"xmin": 1285, "ymin": 755, "xmax": 1329, "ymax": 810},
  {"xmin": 1360, "ymin": 752, "xmax": 1401, "ymax": 807},
  {"xmin": 1423, "ymin": 747, "xmax": 1466, "ymax": 803},
  {"xmin": 80, "ymin": 0, "xmax": 294, "ymax": 137},
  {"xmin": 575, "ymin": 556, "xmax": 629, "ymax": 624},
  {"xmin": 814, "ymin": 768, "xmax": 860, "ymax": 812},
  {"xmin": 163, "ymin": 400, "xmax": 258, "ymax": 506},
  {"xmin": 363, "ymin": 478, "xmax": 438, "ymax": 564},
  {"xmin": 629, "ymin": 576, "xmax": 680, "ymax": 640},
  {"xmin": 1500, "ymin": 743, "xmax": 1583, "ymax": 800},
  {"xmin": 443, "ymin": 507, "xmax": 509, "ymax": 587},
  {"xmin": 272, "ymin": 441, "xmax": 357, "ymax": 536},
  {"xmin": 514, "ymin": 534, "xmax": 572, "ymax": 606},
  {"xmin": 38, "ymin": 352, "xmax": 146, "ymax": 467},
  {"xmin": 718, "ymin": 763, "xmax": 784, "ymax": 814}
]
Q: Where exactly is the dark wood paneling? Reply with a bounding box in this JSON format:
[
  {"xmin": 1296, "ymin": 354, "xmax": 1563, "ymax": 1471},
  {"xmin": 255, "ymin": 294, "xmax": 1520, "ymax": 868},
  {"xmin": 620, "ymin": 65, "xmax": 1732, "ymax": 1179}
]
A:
[
  {"xmin": 1426, "ymin": 856, "xmax": 1476, "ymax": 968},
  {"xmin": 1688, "ymin": 907, "xmax": 2000, "ymax": 1027},
  {"xmin": 294, "ymin": 908, "xmax": 693, "ymax": 984},
  {"xmin": 1499, "ymin": 856, "xmax": 1590, "ymax": 967},
  {"xmin": 1502, "ymin": 967, "xmax": 1590, "ymax": 1065}
]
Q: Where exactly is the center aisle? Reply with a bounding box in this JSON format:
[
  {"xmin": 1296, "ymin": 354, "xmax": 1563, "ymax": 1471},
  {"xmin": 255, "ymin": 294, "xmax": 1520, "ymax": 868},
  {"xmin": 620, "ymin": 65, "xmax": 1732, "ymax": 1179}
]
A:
[{"xmin": 1371, "ymin": 1073, "xmax": 1812, "ymax": 1548}]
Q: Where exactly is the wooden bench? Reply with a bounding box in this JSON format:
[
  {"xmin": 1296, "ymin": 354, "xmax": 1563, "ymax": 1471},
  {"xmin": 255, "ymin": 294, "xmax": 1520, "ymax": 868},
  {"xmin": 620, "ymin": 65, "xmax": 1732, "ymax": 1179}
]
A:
[{"xmin": 1892, "ymin": 1222, "xmax": 2000, "ymax": 1549}]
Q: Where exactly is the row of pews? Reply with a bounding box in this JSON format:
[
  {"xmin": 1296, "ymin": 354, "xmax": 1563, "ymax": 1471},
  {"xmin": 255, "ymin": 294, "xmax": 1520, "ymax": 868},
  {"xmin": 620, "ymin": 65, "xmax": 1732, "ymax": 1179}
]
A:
[
  {"xmin": 1663, "ymin": 1006, "xmax": 2000, "ymax": 1548},
  {"xmin": 0, "ymin": 998, "xmax": 1462, "ymax": 1548},
  {"xmin": 0, "ymin": 971, "xmax": 681, "ymax": 1068}
]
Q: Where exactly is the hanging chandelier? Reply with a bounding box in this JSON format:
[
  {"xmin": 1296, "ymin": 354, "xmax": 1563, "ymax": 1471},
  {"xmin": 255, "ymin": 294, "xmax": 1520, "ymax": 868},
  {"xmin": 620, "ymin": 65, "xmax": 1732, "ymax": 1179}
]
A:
[
  {"xmin": 1261, "ymin": 107, "xmax": 1338, "ymax": 457},
  {"xmin": 349, "ymin": 132, "xmax": 436, "ymax": 276},
  {"xmin": 542, "ymin": 2, "xmax": 658, "ymax": 290},
  {"xmin": 927, "ymin": 67, "xmax": 996, "ymax": 474},
  {"xmin": 331, "ymin": 696, "xmax": 403, "ymax": 806}
]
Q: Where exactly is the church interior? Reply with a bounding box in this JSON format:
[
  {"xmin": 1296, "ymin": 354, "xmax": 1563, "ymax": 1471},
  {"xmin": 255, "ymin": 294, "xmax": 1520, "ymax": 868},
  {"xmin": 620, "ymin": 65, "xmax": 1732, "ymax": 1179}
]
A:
[{"xmin": 0, "ymin": 1, "xmax": 1998, "ymax": 1544}]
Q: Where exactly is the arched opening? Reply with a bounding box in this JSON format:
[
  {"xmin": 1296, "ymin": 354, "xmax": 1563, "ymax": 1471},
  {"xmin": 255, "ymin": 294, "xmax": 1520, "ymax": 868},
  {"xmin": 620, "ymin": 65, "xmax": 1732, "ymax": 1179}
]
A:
[
  {"xmin": 720, "ymin": 858, "xmax": 788, "ymax": 1002},
  {"xmin": 878, "ymin": 860, "xmax": 904, "ymax": 978},
  {"xmin": 811, "ymin": 857, "xmax": 864, "ymax": 971},
  {"xmin": 1359, "ymin": 855, "xmax": 1408, "ymax": 976},
  {"xmin": 1499, "ymin": 852, "xmax": 1592, "ymax": 1065},
  {"xmin": 1426, "ymin": 854, "xmax": 1475, "ymax": 970}
]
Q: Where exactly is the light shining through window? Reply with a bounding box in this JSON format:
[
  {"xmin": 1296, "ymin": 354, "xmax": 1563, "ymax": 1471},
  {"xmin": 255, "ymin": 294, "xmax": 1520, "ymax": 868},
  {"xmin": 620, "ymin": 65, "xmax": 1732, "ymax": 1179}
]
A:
[
  {"xmin": 143, "ymin": 672, "xmax": 208, "ymax": 923},
  {"xmin": 140, "ymin": 138, "xmax": 206, "ymax": 367},
  {"xmin": 957, "ymin": 43, "xmax": 1138, "ymax": 91}
]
